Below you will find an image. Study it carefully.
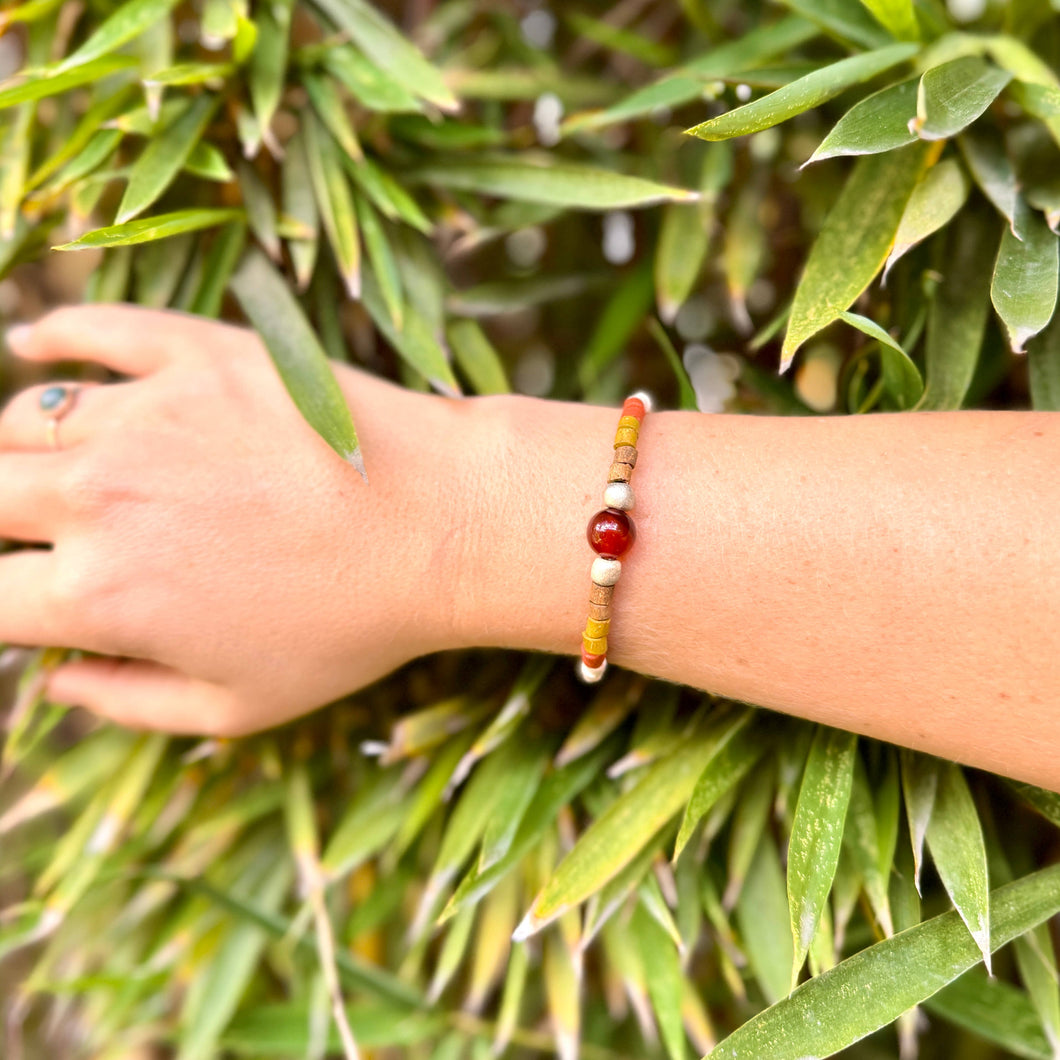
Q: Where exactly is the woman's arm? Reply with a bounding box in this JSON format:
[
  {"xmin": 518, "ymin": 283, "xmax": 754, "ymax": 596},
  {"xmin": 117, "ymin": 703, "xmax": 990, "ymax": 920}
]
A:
[
  {"xmin": 3, "ymin": 306, "xmax": 1058, "ymax": 791},
  {"xmin": 454, "ymin": 395, "xmax": 1060, "ymax": 791}
]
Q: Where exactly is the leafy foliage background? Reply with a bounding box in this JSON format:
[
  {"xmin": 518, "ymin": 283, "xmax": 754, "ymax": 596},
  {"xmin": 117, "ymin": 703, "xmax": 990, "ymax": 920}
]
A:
[{"xmin": 1, "ymin": 0, "xmax": 1060, "ymax": 1058}]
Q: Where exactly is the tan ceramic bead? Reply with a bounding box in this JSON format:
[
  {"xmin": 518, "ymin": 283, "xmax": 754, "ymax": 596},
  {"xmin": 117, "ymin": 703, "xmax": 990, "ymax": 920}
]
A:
[
  {"xmin": 589, "ymin": 582, "xmax": 615, "ymax": 606},
  {"xmin": 608, "ymin": 461, "xmax": 633, "ymax": 483},
  {"xmin": 588, "ymin": 600, "xmax": 612, "ymax": 621},
  {"xmin": 614, "ymin": 445, "xmax": 638, "ymax": 467}
]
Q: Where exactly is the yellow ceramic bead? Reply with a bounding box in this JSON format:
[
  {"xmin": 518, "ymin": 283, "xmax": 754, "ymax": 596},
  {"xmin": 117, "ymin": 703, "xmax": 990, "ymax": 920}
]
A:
[
  {"xmin": 618, "ymin": 415, "xmax": 641, "ymax": 431},
  {"xmin": 582, "ymin": 634, "xmax": 608, "ymax": 655},
  {"xmin": 584, "ymin": 617, "xmax": 611, "ymax": 639},
  {"xmin": 613, "ymin": 426, "xmax": 638, "ymax": 448}
]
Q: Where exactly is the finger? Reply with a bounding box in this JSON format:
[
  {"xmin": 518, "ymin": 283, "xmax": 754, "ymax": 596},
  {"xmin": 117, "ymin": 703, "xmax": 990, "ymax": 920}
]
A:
[
  {"xmin": 0, "ymin": 381, "xmax": 125, "ymax": 451},
  {"xmin": 5, "ymin": 304, "xmax": 254, "ymax": 377},
  {"xmin": 0, "ymin": 549, "xmax": 74, "ymax": 647},
  {"xmin": 44, "ymin": 657, "xmax": 244, "ymax": 736},
  {"xmin": 0, "ymin": 452, "xmax": 69, "ymax": 542}
]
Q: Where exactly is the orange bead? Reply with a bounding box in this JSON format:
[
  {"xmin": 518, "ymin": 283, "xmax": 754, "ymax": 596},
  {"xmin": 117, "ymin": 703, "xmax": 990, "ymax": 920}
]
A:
[
  {"xmin": 581, "ymin": 647, "xmax": 606, "ymax": 669},
  {"xmin": 622, "ymin": 397, "xmax": 646, "ymax": 420}
]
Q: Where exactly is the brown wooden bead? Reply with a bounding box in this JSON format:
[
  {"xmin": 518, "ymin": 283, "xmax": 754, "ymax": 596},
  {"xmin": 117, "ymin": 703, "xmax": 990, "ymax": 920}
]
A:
[
  {"xmin": 614, "ymin": 445, "xmax": 638, "ymax": 467},
  {"xmin": 589, "ymin": 582, "xmax": 615, "ymax": 606},
  {"xmin": 608, "ymin": 461, "xmax": 633, "ymax": 483},
  {"xmin": 588, "ymin": 600, "xmax": 612, "ymax": 621}
]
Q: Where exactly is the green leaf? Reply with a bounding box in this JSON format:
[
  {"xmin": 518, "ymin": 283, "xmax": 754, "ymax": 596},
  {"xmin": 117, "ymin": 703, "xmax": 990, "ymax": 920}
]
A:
[
  {"xmin": 446, "ymin": 319, "xmax": 510, "ymax": 395},
  {"xmin": 248, "ymin": 0, "xmax": 292, "ymax": 143},
  {"xmin": 722, "ymin": 763, "xmax": 775, "ymax": 912},
  {"xmin": 1007, "ymin": 781, "xmax": 1060, "ymax": 830},
  {"xmin": 787, "ymin": 727, "xmax": 857, "ymax": 988},
  {"xmin": 900, "ymin": 750, "xmax": 939, "ymax": 894},
  {"xmin": 840, "ymin": 310, "xmax": 923, "ymax": 408},
  {"xmin": 1028, "ymin": 305, "xmax": 1060, "ymax": 411},
  {"xmin": 782, "ymin": 144, "xmax": 928, "ymax": 369},
  {"xmin": 918, "ymin": 205, "xmax": 997, "ymax": 410},
  {"xmin": 411, "ymin": 155, "xmax": 697, "ymax": 210},
  {"xmin": 61, "ymin": 0, "xmax": 180, "ymax": 68},
  {"xmin": 778, "ymin": 0, "xmax": 893, "ymax": 49},
  {"xmin": 634, "ymin": 903, "xmax": 688, "ymax": 1060},
  {"xmin": 189, "ymin": 222, "xmax": 246, "ymax": 318},
  {"xmin": 709, "ymin": 864, "xmax": 1060, "ymax": 1059},
  {"xmin": 142, "ymin": 61, "xmax": 234, "ymax": 87},
  {"xmin": 566, "ymin": 16, "xmax": 819, "ymax": 132},
  {"xmin": 913, "ymin": 56, "xmax": 1013, "ymax": 141},
  {"xmin": 885, "ymin": 157, "xmax": 969, "ymax": 275},
  {"xmin": 53, "ymin": 207, "xmax": 242, "ymax": 250},
  {"xmin": 237, "ymin": 160, "xmax": 280, "ymax": 262},
  {"xmin": 857, "ymin": 0, "xmax": 919, "ymax": 41},
  {"xmin": 304, "ymin": 112, "xmax": 361, "ymax": 298},
  {"xmin": 321, "ymin": 45, "xmax": 422, "ymax": 114},
  {"xmin": 360, "ymin": 269, "xmax": 461, "ymax": 396},
  {"xmin": 229, "ymin": 249, "xmax": 363, "ymax": 473},
  {"xmin": 281, "ymin": 127, "xmax": 318, "ymax": 291},
  {"xmin": 517, "ymin": 711, "xmax": 748, "ymax": 939},
  {"xmin": 116, "ymin": 94, "xmax": 217, "ymax": 223},
  {"xmin": 806, "ymin": 78, "xmax": 918, "ymax": 163},
  {"xmin": 309, "ymin": 0, "xmax": 457, "ymax": 112},
  {"xmin": 992, "ymin": 201, "xmax": 1060, "ymax": 353},
  {"xmin": 183, "ymin": 141, "xmax": 233, "ymax": 182},
  {"xmin": 736, "ymin": 833, "xmax": 795, "ymax": 1005},
  {"xmin": 925, "ymin": 762, "xmax": 991, "ymax": 971},
  {"xmin": 477, "ymin": 738, "xmax": 551, "ymax": 872},
  {"xmin": 1015, "ymin": 924, "xmax": 1060, "ymax": 1056},
  {"xmin": 0, "ymin": 55, "xmax": 136, "ymax": 109},
  {"xmin": 925, "ymin": 967, "xmax": 1055, "ymax": 1060},
  {"xmin": 656, "ymin": 200, "xmax": 712, "ymax": 325},
  {"xmin": 843, "ymin": 756, "xmax": 893, "ymax": 937},
  {"xmin": 673, "ymin": 712, "xmax": 765, "ymax": 861},
  {"xmin": 354, "ymin": 190, "xmax": 402, "ymax": 329},
  {"xmin": 304, "ymin": 72, "xmax": 362, "ymax": 162},
  {"xmin": 686, "ymin": 43, "xmax": 918, "ymax": 141},
  {"xmin": 959, "ymin": 126, "xmax": 1020, "ymax": 234}
]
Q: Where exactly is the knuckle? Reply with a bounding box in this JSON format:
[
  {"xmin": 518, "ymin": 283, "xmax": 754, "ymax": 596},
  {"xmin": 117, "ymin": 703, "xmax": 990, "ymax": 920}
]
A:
[{"xmin": 60, "ymin": 446, "xmax": 126, "ymax": 516}]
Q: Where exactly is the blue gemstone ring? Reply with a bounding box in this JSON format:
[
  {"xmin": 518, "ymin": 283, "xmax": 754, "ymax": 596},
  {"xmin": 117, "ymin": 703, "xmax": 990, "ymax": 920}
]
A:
[{"xmin": 39, "ymin": 384, "xmax": 81, "ymax": 449}]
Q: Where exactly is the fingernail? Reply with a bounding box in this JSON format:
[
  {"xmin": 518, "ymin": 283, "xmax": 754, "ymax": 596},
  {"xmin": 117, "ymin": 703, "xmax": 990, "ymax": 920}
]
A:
[{"xmin": 4, "ymin": 322, "xmax": 31, "ymax": 350}]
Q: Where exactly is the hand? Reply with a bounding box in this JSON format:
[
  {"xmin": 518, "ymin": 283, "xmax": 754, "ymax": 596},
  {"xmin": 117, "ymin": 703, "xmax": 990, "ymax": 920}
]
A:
[{"xmin": 0, "ymin": 305, "xmax": 477, "ymax": 735}]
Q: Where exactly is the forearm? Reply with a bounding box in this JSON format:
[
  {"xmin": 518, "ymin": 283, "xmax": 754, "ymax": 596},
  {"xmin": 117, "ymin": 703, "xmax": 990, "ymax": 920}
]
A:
[{"xmin": 452, "ymin": 396, "xmax": 1060, "ymax": 791}]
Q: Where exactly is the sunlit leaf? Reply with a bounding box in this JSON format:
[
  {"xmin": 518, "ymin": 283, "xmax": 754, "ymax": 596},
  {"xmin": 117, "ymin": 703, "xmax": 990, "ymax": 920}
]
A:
[
  {"xmin": 230, "ymin": 248, "xmax": 363, "ymax": 472},
  {"xmin": 806, "ymin": 78, "xmax": 918, "ymax": 163},
  {"xmin": 710, "ymin": 864, "xmax": 1060, "ymax": 1059},
  {"xmin": 687, "ymin": 44, "xmax": 918, "ymax": 141},
  {"xmin": 778, "ymin": 0, "xmax": 892, "ymax": 49},
  {"xmin": 0, "ymin": 55, "xmax": 136, "ymax": 109},
  {"xmin": 787, "ymin": 727, "xmax": 856, "ymax": 987},
  {"xmin": 913, "ymin": 56, "xmax": 1012, "ymax": 141},
  {"xmin": 858, "ymin": 0, "xmax": 918, "ymax": 41},
  {"xmin": 992, "ymin": 200, "xmax": 1060, "ymax": 353},
  {"xmin": 885, "ymin": 157, "xmax": 969, "ymax": 275},
  {"xmin": 782, "ymin": 143, "xmax": 928, "ymax": 369},
  {"xmin": 54, "ymin": 207, "xmax": 242, "ymax": 249},
  {"xmin": 840, "ymin": 310, "xmax": 923, "ymax": 408}
]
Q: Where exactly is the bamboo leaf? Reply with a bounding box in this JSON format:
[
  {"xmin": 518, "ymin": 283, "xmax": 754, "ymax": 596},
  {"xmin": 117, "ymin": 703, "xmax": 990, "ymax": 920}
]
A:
[
  {"xmin": 54, "ymin": 207, "xmax": 242, "ymax": 249},
  {"xmin": 925, "ymin": 762, "xmax": 991, "ymax": 971},
  {"xmin": 61, "ymin": 0, "xmax": 179, "ymax": 67},
  {"xmin": 635, "ymin": 902, "xmax": 688, "ymax": 1060},
  {"xmin": 806, "ymin": 78, "xmax": 918, "ymax": 163},
  {"xmin": 238, "ymin": 160, "xmax": 280, "ymax": 261},
  {"xmin": 230, "ymin": 248, "xmax": 363, "ymax": 472},
  {"xmin": 885, "ymin": 157, "xmax": 969, "ymax": 275},
  {"xmin": 1015, "ymin": 924, "xmax": 1060, "ymax": 1056},
  {"xmin": 248, "ymin": 0, "xmax": 292, "ymax": 142},
  {"xmin": 446, "ymin": 318, "xmax": 510, "ymax": 395},
  {"xmin": 844, "ymin": 756, "xmax": 894, "ymax": 937},
  {"xmin": 309, "ymin": 0, "xmax": 457, "ymax": 112},
  {"xmin": 412, "ymin": 155, "xmax": 697, "ymax": 210},
  {"xmin": 478, "ymin": 740, "xmax": 551, "ymax": 872},
  {"xmin": 913, "ymin": 56, "xmax": 1013, "ymax": 141},
  {"xmin": 0, "ymin": 55, "xmax": 136, "ymax": 109},
  {"xmin": 959, "ymin": 125, "xmax": 1020, "ymax": 233},
  {"xmin": 687, "ymin": 43, "xmax": 918, "ymax": 141},
  {"xmin": 517, "ymin": 712, "xmax": 747, "ymax": 940},
  {"xmin": 1029, "ymin": 308, "xmax": 1060, "ymax": 411},
  {"xmin": 918, "ymin": 205, "xmax": 996, "ymax": 410},
  {"xmin": 304, "ymin": 72, "xmax": 363, "ymax": 162},
  {"xmin": 116, "ymin": 94, "xmax": 217, "ymax": 223},
  {"xmin": 722, "ymin": 764, "xmax": 775, "ymax": 912},
  {"xmin": 925, "ymin": 967, "xmax": 1055, "ymax": 1060},
  {"xmin": 840, "ymin": 310, "xmax": 923, "ymax": 408},
  {"xmin": 709, "ymin": 864, "xmax": 1060, "ymax": 1059},
  {"xmin": 778, "ymin": 0, "xmax": 893, "ymax": 49},
  {"xmin": 183, "ymin": 141, "xmax": 233, "ymax": 182},
  {"xmin": 304, "ymin": 112, "xmax": 361, "ymax": 298},
  {"xmin": 857, "ymin": 0, "xmax": 919, "ymax": 41},
  {"xmin": 354, "ymin": 189, "xmax": 402, "ymax": 329},
  {"xmin": 787, "ymin": 727, "xmax": 857, "ymax": 988},
  {"xmin": 736, "ymin": 833, "xmax": 794, "ymax": 1005},
  {"xmin": 188, "ymin": 221, "xmax": 245, "ymax": 317},
  {"xmin": 992, "ymin": 201, "xmax": 1059, "ymax": 353},
  {"xmin": 900, "ymin": 749, "xmax": 939, "ymax": 894},
  {"xmin": 282, "ymin": 126, "xmax": 319, "ymax": 291},
  {"xmin": 782, "ymin": 143, "xmax": 928, "ymax": 369},
  {"xmin": 674, "ymin": 712, "xmax": 765, "ymax": 860},
  {"xmin": 321, "ymin": 45, "xmax": 422, "ymax": 114}
]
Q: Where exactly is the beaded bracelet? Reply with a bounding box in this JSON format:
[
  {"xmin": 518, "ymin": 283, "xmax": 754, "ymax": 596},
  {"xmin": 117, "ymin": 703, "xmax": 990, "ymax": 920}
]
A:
[{"xmin": 579, "ymin": 392, "xmax": 653, "ymax": 683}]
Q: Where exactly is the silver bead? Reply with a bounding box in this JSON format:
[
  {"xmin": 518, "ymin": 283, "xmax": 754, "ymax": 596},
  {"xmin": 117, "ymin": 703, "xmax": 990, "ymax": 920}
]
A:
[
  {"xmin": 579, "ymin": 658, "xmax": 608, "ymax": 683},
  {"xmin": 630, "ymin": 390, "xmax": 654, "ymax": 414},
  {"xmin": 591, "ymin": 557, "xmax": 622, "ymax": 585},
  {"xmin": 603, "ymin": 481, "xmax": 634, "ymax": 511}
]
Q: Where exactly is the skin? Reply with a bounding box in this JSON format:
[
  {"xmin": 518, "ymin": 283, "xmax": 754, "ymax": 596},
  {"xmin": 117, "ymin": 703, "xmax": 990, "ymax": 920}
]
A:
[{"xmin": 1, "ymin": 305, "xmax": 1058, "ymax": 792}]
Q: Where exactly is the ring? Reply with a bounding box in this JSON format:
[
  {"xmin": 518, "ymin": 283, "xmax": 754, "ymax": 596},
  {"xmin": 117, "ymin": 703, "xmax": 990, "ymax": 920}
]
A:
[{"xmin": 39, "ymin": 384, "xmax": 81, "ymax": 450}]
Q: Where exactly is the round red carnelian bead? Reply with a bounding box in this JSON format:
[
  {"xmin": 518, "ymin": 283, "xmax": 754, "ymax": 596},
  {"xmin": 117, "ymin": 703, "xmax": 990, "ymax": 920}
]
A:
[{"xmin": 587, "ymin": 508, "xmax": 635, "ymax": 559}]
